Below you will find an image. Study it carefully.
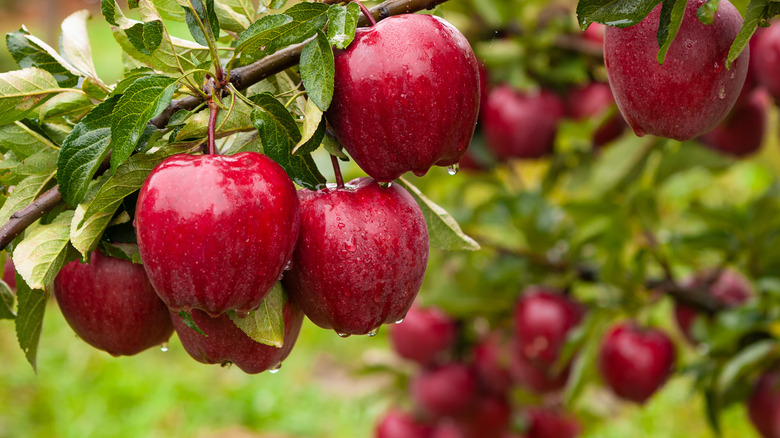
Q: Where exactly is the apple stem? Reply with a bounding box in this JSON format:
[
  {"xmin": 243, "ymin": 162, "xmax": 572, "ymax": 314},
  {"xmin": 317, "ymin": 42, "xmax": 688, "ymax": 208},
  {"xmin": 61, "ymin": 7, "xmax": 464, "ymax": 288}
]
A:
[
  {"xmin": 352, "ymin": 0, "xmax": 377, "ymax": 26},
  {"xmin": 207, "ymin": 98, "xmax": 219, "ymax": 155},
  {"xmin": 331, "ymin": 155, "xmax": 345, "ymax": 189}
]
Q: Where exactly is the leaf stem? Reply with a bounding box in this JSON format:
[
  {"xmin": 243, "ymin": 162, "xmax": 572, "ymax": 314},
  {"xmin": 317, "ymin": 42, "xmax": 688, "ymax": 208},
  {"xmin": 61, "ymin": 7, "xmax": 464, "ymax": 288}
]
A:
[
  {"xmin": 207, "ymin": 98, "xmax": 219, "ymax": 155},
  {"xmin": 330, "ymin": 154, "xmax": 345, "ymax": 189},
  {"xmin": 352, "ymin": 0, "xmax": 377, "ymax": 26}
]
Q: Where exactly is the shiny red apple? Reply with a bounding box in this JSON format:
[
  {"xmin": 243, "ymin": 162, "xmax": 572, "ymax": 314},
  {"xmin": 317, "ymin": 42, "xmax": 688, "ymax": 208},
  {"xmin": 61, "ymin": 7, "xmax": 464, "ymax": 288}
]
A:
[
  {"xmin": 135, "ymin": 152, "xmax": 300, "ymax": 317},
  {"xmin": 390, "ymin": 305, "xmax": 457, "ymax": 366},
  {"xmin": 410, "ymin": 363, "xmax": 479, "ymax": 418},
  {"xmin": 525, "ymin": 407, "xmax": 581, "ymax": 438},
  {"xmin": 748, "ymin": 370, "xmax": 780, "ymax": 438},
  {"xmin": 699, "ymin": 88, "xmax": 770, "ymax": 157},
  {"xmin": 327, "ymin": 14, "xmax": 480, "ymax": 182},
  {"xmin": 753, "ymin": 23, "xmax": 780, "ymax": 101}
]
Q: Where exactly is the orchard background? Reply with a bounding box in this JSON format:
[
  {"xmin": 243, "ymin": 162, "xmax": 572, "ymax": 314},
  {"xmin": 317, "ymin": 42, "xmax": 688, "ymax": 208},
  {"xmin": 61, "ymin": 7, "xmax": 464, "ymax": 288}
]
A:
[{"xmin": 0, "ymin": 0, "xmax": 779, "ymax": 436}]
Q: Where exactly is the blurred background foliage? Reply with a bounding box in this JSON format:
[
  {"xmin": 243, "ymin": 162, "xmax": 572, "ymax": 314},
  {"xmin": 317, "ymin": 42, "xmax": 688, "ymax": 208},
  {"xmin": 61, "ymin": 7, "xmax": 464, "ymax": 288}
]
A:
[{"xmin": 1, "ymin": 0, "xmax": 779, "ymax": 436}]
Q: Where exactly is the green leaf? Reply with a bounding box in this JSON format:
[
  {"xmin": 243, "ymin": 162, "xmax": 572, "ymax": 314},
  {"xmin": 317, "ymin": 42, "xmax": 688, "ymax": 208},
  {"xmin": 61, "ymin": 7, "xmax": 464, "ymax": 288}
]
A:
[
  {"xmin": 13, "ymin": 210, "xmax": 75, "ymax": 290},
  {"xmin": 0, "ymin": 68, "xmax": 62, "ymax": 125},
  {"xmin": 654, "ymin": 142, "xmax": 732, "ymax": 184},
  {"xmin": 110, "ymin": 75, "xmax": 179, "ymax": 170},
  {"xmin": 229, "ymin": 283, "xmax": 285, "ymax": 347},
  {"xmin": 125, "ymin": 20, "xmax": 165, "ymax": 55},
  {"xmin": 152, "ymin": 0, "xmax": 187, "ymax": 21},
  {"xmin": 292, "ymin": 97, "xmax": 324, "ymax": 155},
  {"xmin": 396, "ymin": 178, "xmax": 481, "ymax": 251},
  {"xmin": 214, "ymin": 0, "xmax": 252, "ymax": 32},
  {"xmin": 327, "ymin": 3, "xmax": 360, "ymax": 49},
  {"xmin": 176, "ymin": 96, "xmax": 253, "ymax": 140},
  {"xmin": 178, "ymin": 311, "xmax": 207, "ymax": 336},
  {"xmin": 250, "ymin": 93, "xmax": 325, "ymax": 189},
  {"xmin": 5, "ymin": 28, "xmax": 79, "ymax": 87},
  {"xmin": 235, "ymin": 3, "xmax": 329, "ymax": 61},
  {"xmin": 99, "ymin": 241, "xmax": 143, "ymax": 264},
  {"xmin": 0, "ymin": 173, "xmax": 55, "ymax": 230},
  {"xmin": 299, "ymin": 30, "xmax": 334, "ymax": 111},
  {"xmin": 57, "ymin": 96, "xmax": 118, "ymax": 206},
  {"xmin": 717, "ymin": 340, "xmax": 777, "ymax": 393},
  {"xmin": 577, "ymin": 0, "xmax": 662, "ymax": 29},
  {"xmin": 727, "ymin": 0, "xmax": 769, "ymax": 67},
  {"xmin": 696, "ymin": 0, "xmax": 720, "ymax": 24},
  {"xmin": 15, "ymin": 274, "xmax": 47, "ymax": 372},
  {"xmin": 234, "ymin": 14, "xmax": 293, "ymax": 54},
  {"xmin": 656, "ymin": 0, "xmax": 686, "ymax": 64},
  {"xmin": 0, "ymin": 276, "xmax": 15, "ymax": 319},
  {"xmin": 0, "ymin": 121, "xmax": 58, "ymax": 158},
  {"xmin": 59, "ymin": 10, "xmax": 102, "ymax": 81},
  {"xmin": 704, "ymin": 388, "xmax": 722, "ymax": 436},
  {"xmin": 183, "ymin": 0, "xmax": 221, "ymax": 46},
  {"xmin": 266, "ymin": 0, "xmax": 287, "ymax": 9},
  {"xmin": 38, "ymin": 91, "xmax": 93, "ymax": 121},
  {"xmin": 321, "ymin": 130, "xmax": 347, "ymax": 159},
  {"xmin": 13, "ymin": 148, "xmax": 58, "ymax": 177}
]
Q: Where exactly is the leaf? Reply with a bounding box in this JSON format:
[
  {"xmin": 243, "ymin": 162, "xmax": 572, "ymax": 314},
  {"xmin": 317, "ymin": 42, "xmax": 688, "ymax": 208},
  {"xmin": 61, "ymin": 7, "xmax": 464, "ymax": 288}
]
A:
[
  {"xmin": 717, "ymin": 340, "xmax": 777, "ymax": 393},
  {"xmin": 229, "ymin": 283, "xmax": 285, "ymax": 347},
  {"xmin": 60, "ymin": 10, "xmax": 101, "ymax": 81},
  {"xmin": 250, "ymin": 92, "xmax": 325, "ymax": 189},
  {"xmin": 704, "ymin": 388, "xmax": 722, "ymax": 436},
  {"xmin": 654, "ymin": 141, "xmax": 732, "ymax": 184},
  {"xmin": 110, "ymin": 75, "xmax": 179, "ymax": 170},
  {"xmin": 0, "ymin": 276, "xmax": 15, "ymax": 319},
  {"xmin": 396, "ymin": 178, "xmax": 481, "ymax": 251},
  {"xmin": 322, "ymin": 130, "xmax": 347, "ymax": 159},
  {"xmin": 696, "ymin": 0, "xmax": 720, "ymax": 24},
  {"xmin": 183, "ymin": 0, "xmax": 221, "ymax": 46},
  {"xmin": 178, "ymin": 311, "xmax": 207, "ymax": 336},
  {"xmin": 577, "ymin": 0, "xmax": 662, "ymax": 29},
  {"xmin": 214, "ymin": 0, "xmax": 252, "ymax": 32},
  {"xmin": 0, "ymin": 68, "xmax": 62, "ymax": 125},
  {"xmin": 152, "ymin": 0, "xmax": 187, "ymax": 21},
  {"xmin": 292, "ymin": 98, "xmax": 323, "ymax": 155},
  {"xmin": 0, "ymin": 173, "xmax": 55, "ymax": 230},
  {"xmin": 0, "ymin": 121, "xmax": 58, "ymax": 158},
  {"xmin": 235, "ymin": 3, "xmax": 329, "ymax": 61},
  {"xmin": 266, "ymin": 0, "xmax": 287, "ymax": 9},
  {"xmin": 15, "ymin": 274, "xmax": 47, "ymax": 372},
  {"xmin": 327, "ymin": 3, "xmax": 359, "ymax": 49},
  {"xmin": 727, "ymin": 0, "xmax": 769, "ymax": 67},
  {"xmin": 125, "ymin": 20, "xmax": 165, "ymax": 55},
  {"xmin": 234, "ymin": 14, "xmax": 293, "ymax": 54},
  {"xmin": 299, "ymin": 30, "xmax": 334, "ymax": 111},
  {"xmin": 57, "ymin": 96, "xmax": 118, "ymax": 206},
  {"xmin": 38, "ymin": 91, "xmax": 93, "ymax": 121},
  {"xmin": 5, "ymin": 28, "xmax": 79, "ymax": 87},
  {"xmin": 99, "ymin": 241, "xmax": 142, "ymax": 264},
  {"xmin": 13, "ymin": 210, "xmax": 76, "ymax": 290},
  {"xmin": 656, "ymin": 0, "xmax": 686, "ymax": 63},
  {"xmin": 176, "ymin": 96, "xmax": 254, "ymax": 140}
]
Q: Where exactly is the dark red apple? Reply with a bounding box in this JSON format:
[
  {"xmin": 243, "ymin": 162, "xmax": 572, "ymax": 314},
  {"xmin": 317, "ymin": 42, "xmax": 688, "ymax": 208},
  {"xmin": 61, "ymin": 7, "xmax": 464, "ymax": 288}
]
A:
[
  {"xmin": 410, "ymin": 363, "xmax": 479, "ymax": 418},
  {"xmin": 390, "ymin": 305, "xmax": 457, "ymax": 366},
  {"xmin": 510, "ymin": 348, "xmax": 571, "ymax": 394},
  {"xmin": 699, "ymin": 88, "xmax": 770, "ymax": 157},
  {"xmin": 675, "ymin": 268, "xmax": 753, "ymax": 342},
  {"xmin": 582, "ymin": 22, "xmax": 606, "ymax": 44},
  {"xmin": 283, "ymin": 177, "xmax": 428, "ymax": 336},
  {"xmin": 53, "ymin": 249, "xmax": 173, "ymax": 356},
  {"xmin": 3, "ymin": 257, "xmax": 15, "ymax": 291},
  {"xmin": 171, "ymin": 291, "xmax": 304, "ymax": 374},
  {"xmin": 375, "ymin": 409, "xmax": 434, "ymax": 438},
  {"xmin": 753, "ymin": 23, "xmax": 780, "ymax": 101},
  {"xmin": 747, "ymin": 370, "xmax": 780, "ymax": 438},
  {"xmin": 326, "ymin": 14, "xmax": 480, "ymax": 182},
  {"xmin": 135, "ymin": 152, "xmax": 300, "ymax": 317},
  {"xmin": 603, "ymin": 0, "xmax": 748, "ymax": 140},
  {"xmin": 473, "ymin": 333, "xmax": 513, "ymax": 395},
  {"xmin": 525, "ymin": 407, "xmax": 581, "ymax": 438},
  {"xmin": 482, "ymin": 86, "xmax": 565, "ymax": 160},
  {"xmin": 457, "ymin": 395, "xmax": 512, "ymax": 438},
  {"xmin": 597, "ymin": 322, "xmax": 676, "ymax": 404},
  {"xmin": 567, "ymin": 82, "xmax": 627, "ymax": 147}
]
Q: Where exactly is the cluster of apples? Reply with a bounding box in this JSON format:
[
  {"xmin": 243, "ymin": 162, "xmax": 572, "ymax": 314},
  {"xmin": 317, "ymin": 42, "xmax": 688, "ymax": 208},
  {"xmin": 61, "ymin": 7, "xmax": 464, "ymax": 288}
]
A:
[{"xmin": 35, "ymin": 13, "xmax": 482, "ymax": 372}]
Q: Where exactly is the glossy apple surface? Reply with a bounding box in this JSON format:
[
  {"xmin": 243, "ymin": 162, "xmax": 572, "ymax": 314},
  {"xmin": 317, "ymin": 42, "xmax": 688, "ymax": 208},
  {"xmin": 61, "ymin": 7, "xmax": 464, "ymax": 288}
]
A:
[
  {"xmin": 567, "ymin": 82, "xmax": 627, "ymax": 147},
  {"xmin": 483, "ymin": 86, "xmax": 565, "ymax": 160},
  {"xmin": 390, "ymin": 305, "xmax": 457, "ymax": 366},
  {"xmin": 604, "ymin": 0, "xmax": 748, "ymax": 140},
  {"xmin": 525, "ymin": 408, "xmax": 581, "ymax": 438},
  {"xmin": 753, "ymin": 23, "xmax": 780, "ymax": 101},
  {"xmin": 53, "ymin": 249, "xmax": 173, "ymax": 356},
  {"xmin": 171, "ymin": 291, "xmax": 304, "ymax": 374},
  {"xmin": 327, "ymin": 14, "xmax": 480, "ymax": 182},
  {"xmin": 699, "ymin": 88, "xmax": 770, "ymax": 157},
  {"xmin": 376, "ymin": 409, "xmax": 434, "ymax": 438},
  {"xmin": 135, "ymin": 152, "xmax": 300, "ymax": 317},
  {"xmin": 410, "ymin": 363, "xmax": 479, "ymax": 418},
  {"xmin": 748, "ymin": 370, "xmax": 780, "ymax": 438},
  {"xmin": 283, "ymin": 178, "xmax": 428, "ymax": 335},
  {"xmin": 597, "ymin": 322, "xmax": 676, "ymax": 403}
]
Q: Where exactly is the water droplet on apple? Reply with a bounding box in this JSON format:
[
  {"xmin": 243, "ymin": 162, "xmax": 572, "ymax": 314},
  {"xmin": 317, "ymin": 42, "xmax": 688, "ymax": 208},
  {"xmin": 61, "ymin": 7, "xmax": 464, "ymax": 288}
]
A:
[
  {"xmin": 447, "ymin": 163, "xmax": 460, "ymax": 175},
  {"xmin": 367, "ymin": 327, "xmax": 380, "ymax": 337},
  {"xmin": 160, "ymin": 342, "xmax": 169, "ymax": 352},
  {"xmin": 338, "ymin": 222, "xmax": 345, "ymax": 229},
  {"xmin": 395, "ymin": 318, "xmax": 405, "ymax": 324},
  {"xmin": 632, "ymin": 126, "xmax": 646, "ymax": 137},
  {"xmin": 337, "ymin": 332, "xmax": 351, "ymax": 338},
  {"xmin": 269, "ymin": 362, "xmax": 282, "ymax": 373},
  {"xmin": 344, "ymin": 238, "xmax": 357, "ymax": 252},
  {"xmin": 717, "ymin": 85, "xmax": 726, "ymax": 99},
  {"xmin": 284, "ymin": 260, "xmax": 293, "ymax": 271}
]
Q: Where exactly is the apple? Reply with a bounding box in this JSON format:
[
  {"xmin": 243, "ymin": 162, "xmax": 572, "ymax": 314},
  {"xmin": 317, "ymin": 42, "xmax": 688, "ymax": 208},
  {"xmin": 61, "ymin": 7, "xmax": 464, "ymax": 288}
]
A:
[
  {"xmin": 3, "ymin": 257, "xmax": 15, "ymax": 291},
  {"xmin": 432, "ymin": 421, "xmax": 466, "ymax": 438},
  {"xmin": 53, "ymin": 249, "xmax": 173, "ymax": 356},
  {"xmin": 597, "ymin": 322, "xmax": 676, "ymax": 403},
  {"xmin": 473, "ymin": 333, "xmax": 513, "ymax": 395},
  {"xmin": 283, "ymin": 177, "xmax": 428, "ymax": 336},
  {"xmin": 753, "ymin": 23, "xmax": 780, "ymax": 101},
  {"xmin": 326, "ymin": 14, "xmax": 480, "ymax": 182},
  {"xmin": 567, "ymin": 82, "xmax": 627, "ymax": 147},
  {"xmin": 510, "ymin": 348, "xmax": 571, "ymax": 394},
  {"xmin": 376, "ymin": 409, "xmax": 433, "ymax": 438},
  {"xmin": 171, "ymin": 290, "xmax": 304, "ymax": 374},
  {"xmin": 410, "ymin": 363, "xmax": 479, "ymax": 418},
  {"xmin": 482, "ymin": 86, "xmax": 565, "ymax": 160},
  {"xmin": 390, "ymin": 305, "xmax": 457, "ymax": 366},
  {"xmin": 603, "ymin": 0, "xmax": 748, "ymax": 140},
  {"xmin": 525, "ymin": 407, "xmax": 581, "ymax": 438},
  {"xmin": 135, "ymin": 152, "xmax": 300, "ymax": 317},
  {"xmin": 674, "ymin": 268, "xmax": 753, "ymax": 342},
  {"xmin": 457, "ymin": 395, "xmax": 512, "ymax": 438},
  {"xmin": 582, "ymin": 22, "xmax": 606, "ymax": 44},
  {"xmin": 699, "ymin": 87, "xmax": 770, "ymax": 157},
  {"xmin": 747, "ymin": 370, "xmax": 780, "ymax": 438}
]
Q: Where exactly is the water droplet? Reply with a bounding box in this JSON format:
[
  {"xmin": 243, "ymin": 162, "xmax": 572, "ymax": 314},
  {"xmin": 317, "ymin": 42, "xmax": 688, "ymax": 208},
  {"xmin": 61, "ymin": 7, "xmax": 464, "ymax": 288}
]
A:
[
  {"xmin": 269, "ymin": 362, "xmax": 282, "ymax": 373},
  {"xmin": 395, "ymin": 318, "xmax": 405, "ymax": 324},
  {"xmin": 344, "ymin": 238, "xmax": 356, "ymax": 252},
  {"xmin": 632, "ymin": 126, "xmax": 646, "ymax": 137},
  {"xmin": 337, "ymin": 332, "xmax": 351, "ymax": 338},
  {"xmin": 717, "ymin": 85, "xmax": 726, "ymax": 99},
  {"xmin": 447, "ymin": 163, "xmax": 459, "ymax": 175},
  {"xmin": 338, "ymin": 222, "xmax": 345, "ymax": 229},
  {"xmin": 160, "ymin": 342, "xmax": 169, "ymax": 352},
  {"xmin": 284, "ymin": 260, "xmax": 293, "ymax": 271},
  {"xmin": 367, "ymin": 327, "xmax": 380, "ymax": 337}
]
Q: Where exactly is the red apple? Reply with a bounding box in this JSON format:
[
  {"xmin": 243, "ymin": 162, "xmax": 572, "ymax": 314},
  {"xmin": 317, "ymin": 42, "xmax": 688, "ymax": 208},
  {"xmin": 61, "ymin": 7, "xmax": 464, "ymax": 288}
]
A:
[
  {"xmin": 483, "ymin": 86, "xmax": 565, "ymax": 160},
  {"xmin": 603, "ymin": 0, "xmax": 748, "ymax": 140},
  {"xmin": 699, "ymin": 88, "xmax": 770, "ymax": 157},
  {"xmin": 597, "ymin": 322, "xmax": 676, "ymax": 403},
  {"xmin": 3, "ymin": 256, "xmax": 15, "ymax": 291},
  {"xmin": 567, "ymin": 82, "xmax": 627, "ymax": 147},
  {"xmin": 753, "ymin": 23, "xmax": 780, "ymax": 101},
  {"xmin": 283, "ymin": 178, "xmax": 428, "ymax": 336},
  {"xmin": 457, "ymin": 395, "xmax": 512, "ymax": 438},
  {"xmin": 390, "ymin": 305, "xmax": 457, "ymax": 366},
  {"xmin": 326, "ymin": 14, "xmax": 480, "ymax": 182},
  {"xmin": 748, "ymin": 370, "xmax": 780, "ymax": 438},
  {"xmin": 473, "ymin": 333, "xmax": 513, "ymax": 395},
  {"xmin": 171, "ymin": 291, "xmax": 304, "ymax": 374},
  {"xmin": 525, "ymin": 407, "xmax": 581, "ymax": 438},
  {"xmin": 410, "ymin": 363, "xmax": 479, "ymax": 418},
  {"xmin": 53, "ymin": 249, "xmax": 173, "ymax": 356},
  {"xmin": 510, "ymin": 348, "xmax": 571, "ymax": 394},
  {"xmin": 135, "ymin": 152, "xmax": 300, "ymax": 317},
  {"xmin": 376, "ymin": 409, "xmax": 434, "ymax": 438},
  {"xmin": 582, "ymin": 22, "xmax": 606, "ymax": 44}
]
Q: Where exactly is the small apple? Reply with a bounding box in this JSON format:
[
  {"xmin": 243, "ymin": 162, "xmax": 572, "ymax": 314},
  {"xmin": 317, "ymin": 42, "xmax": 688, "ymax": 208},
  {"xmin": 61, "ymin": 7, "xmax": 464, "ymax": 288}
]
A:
[
  {"xmin": 567, "ymin": 82, "xmax": 627, "ymax": 147},
  {"xmin": 698, "ymin": 88, "xmax": 770, "ymax": 157},
  {"xmin": 135, "ymin": 152, "xmax": 300, "ymax": 317},
  {"xmin": 582, "ymin": 22, "xmax": 606, "ymax": 44},
  {"xmin": 171, "ymin": 289, "xmax": 304, "ymax": 374},
  {"xmin": 510, "ymin": 348, "xmax": 571, "ymax": 394},
  {"xmin": 457, "ymin": 395, "xmax": 512, "ymax": 438},
  {"xmin": 603, "ymin": 0, "xmax": 748, "ymax": 140},
  {"xmin": 3, "ymin": 256, "xmax": 15, "ymax": 291},
  {"xmin": 753, "ymin": 23, "xmax": 780, "ymax": 101},
  {"xmin": 482, "ymin": 86, "xmax": 565, "ymax": 160},
  {"xmin": 597, "ymin": 322, "xmax": 676, "ymax": 403},
  {"xmin": 53, "ymin": 249, "xmax": 173, "ymax": 356},
  {"xmin": 473, "ymin": 333, "xmax": 513, "ymax": 395},
  {"xmin": 283, "ymin": 178, "xmax": 428, "ymax": 336},
  {"xmin": 410, "ymin": 363, "xmax": 479, "ymax": 418},
  {"xmin": 375, "ymin": 409, "xmax": 434, "ymax": 438},
  {"xmin": 327, "ymin": 14, "xmax": 480, "ymax": 182},
  {"xmin": 390, "ymin": 305, "xmax": 457, "ymax": 366},
  {"xmin": 747, "ymin": 370, "xmax": 780, "ymax": 438},
  {"xmin": 525, "ymin": 407, "xmax": 581, "ymax": 438}
]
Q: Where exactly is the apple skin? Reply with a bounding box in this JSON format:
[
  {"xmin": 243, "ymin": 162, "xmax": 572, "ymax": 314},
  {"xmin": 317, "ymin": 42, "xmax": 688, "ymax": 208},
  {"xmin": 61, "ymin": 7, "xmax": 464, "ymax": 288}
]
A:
[
  {"xmin": 170, "ymin": 294, "xmax": 304, "ymax": 374},
  {"xmin": 483, "ymin": 86, "xmax": 565, "ymax": 160},
  {"xmin": 473, "ymin": 333, "xmax": 513, "ymax": 395},
  {"xmin": 283, "ymin": 178, "xmax": 429, "ymax": 335},
  {"xmin": 390, "ymin": 305, "xmax": 457, "ymax": 366},
  {"xmin": 699, "ymin": 88, "xmax": 770, "ymax": 157},
  {"xmin": 53, "ymin": 249, "xmax": 174, "ymax": 356},
  {"xmin": 326, "ymin": 14, "xmax": 480, "ymax": 182},
  {"xmin": 135, "ymin": 152, "xmax": 300, "ymax": 317},
  {"xmin": 431, "ymin": 396, "xmax": 511, "ymax": 438},
  {"xmin": 525, "ymin": 408, "xmax": 581, "ymax": 438},
  {"xmin": 747, "ymin": 370, "xmax": 780, "ymax": 438},
  {"xmin": 753, "ymin": 23, "xmax": 780, "ymax": 102},
  {"xmin": 597, "ymin": 322, "xmax": 676, "ymax": 404},
  {"xmin": 376, "ymin": 409, "xmax": 434, "ymax": 438},
  {"xmin": 582, "ymin": 23, "xmax": 606, "ymax": 44},
  {"xmin": 410, "ymin": 363, "xmax": 479, "ymax": 418},
  {"xmin": 567, "ymin": 82, "xmax": 627, "ymax": 147},
  {"xmin": 510, "ymin": 348, "xmax": 571, "ymax": 394},
  {"xmin": 603, "ymin": 0, "xmax": 748, "ymax": 141},
  {"xmin": 3, "ymin": 257, "xmax": 15, "ymax": 291}
]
